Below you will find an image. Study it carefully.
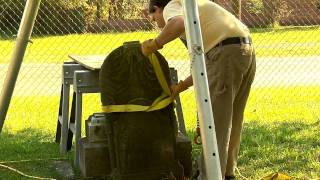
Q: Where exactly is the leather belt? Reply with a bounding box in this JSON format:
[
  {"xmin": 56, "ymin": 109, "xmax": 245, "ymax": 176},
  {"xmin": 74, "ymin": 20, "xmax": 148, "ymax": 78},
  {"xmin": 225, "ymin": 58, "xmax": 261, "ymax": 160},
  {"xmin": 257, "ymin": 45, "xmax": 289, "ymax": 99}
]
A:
[{"xmin": 215, "ymin": 37, "xmax": 252, "ymax": 48}]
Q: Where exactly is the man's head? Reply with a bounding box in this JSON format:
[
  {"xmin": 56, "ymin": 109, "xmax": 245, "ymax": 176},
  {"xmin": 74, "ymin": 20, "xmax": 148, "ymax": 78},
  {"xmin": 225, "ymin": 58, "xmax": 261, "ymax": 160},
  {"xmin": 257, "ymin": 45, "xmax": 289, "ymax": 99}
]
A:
[
  {"xmin": 148, "ymin": 0, "xmax": 171, "ymax": 12},
  {"xmin": 148, "ymin": 0, "xmax": 171, "ymax": 28}
]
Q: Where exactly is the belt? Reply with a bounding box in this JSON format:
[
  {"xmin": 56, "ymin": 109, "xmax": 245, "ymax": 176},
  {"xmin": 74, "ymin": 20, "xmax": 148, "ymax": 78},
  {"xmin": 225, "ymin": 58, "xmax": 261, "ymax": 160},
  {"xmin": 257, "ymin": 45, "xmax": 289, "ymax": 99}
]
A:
[{"xmin": 215, "ymin": 37, "xmax": 252, "ymax": 48}]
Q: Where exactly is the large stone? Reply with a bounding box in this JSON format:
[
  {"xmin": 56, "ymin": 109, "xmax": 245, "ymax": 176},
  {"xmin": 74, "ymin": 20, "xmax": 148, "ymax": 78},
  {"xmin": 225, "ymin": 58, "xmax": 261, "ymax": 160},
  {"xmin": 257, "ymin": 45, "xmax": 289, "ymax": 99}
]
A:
[
  {"xmin": 87, "ymin": 113, "xmax": 109, "ymax": 143},
  {"xmin": 88, "ymin": 122, "xmax": 108, "ymax": 143},
  {"xmin": 176, "ymin": 133, "xmax": 193, "ymax": 178},
  {"xmin": 79, "ymin": 137, "xmax": 111, "ymax": 178}
]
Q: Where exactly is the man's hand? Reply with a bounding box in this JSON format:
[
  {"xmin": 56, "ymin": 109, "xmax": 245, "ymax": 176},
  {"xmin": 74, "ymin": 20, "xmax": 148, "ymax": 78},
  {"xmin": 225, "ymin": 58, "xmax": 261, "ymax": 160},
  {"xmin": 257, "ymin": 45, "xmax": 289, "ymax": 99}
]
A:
[
  {"xmin": 170, "ymin": 80, "xmax": 188, "ymax": 98},
  {"xmin": 141, "ymin": 39, "xmax": 162, "ymax": 56}
]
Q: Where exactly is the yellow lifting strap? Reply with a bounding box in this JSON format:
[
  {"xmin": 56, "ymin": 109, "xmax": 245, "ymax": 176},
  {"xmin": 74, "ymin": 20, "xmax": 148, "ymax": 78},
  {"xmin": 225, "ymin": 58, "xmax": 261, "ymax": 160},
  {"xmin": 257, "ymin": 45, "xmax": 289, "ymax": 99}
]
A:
[{"xmin": 101, "ymin": 53, "xmax": 173, "ymax": 113}]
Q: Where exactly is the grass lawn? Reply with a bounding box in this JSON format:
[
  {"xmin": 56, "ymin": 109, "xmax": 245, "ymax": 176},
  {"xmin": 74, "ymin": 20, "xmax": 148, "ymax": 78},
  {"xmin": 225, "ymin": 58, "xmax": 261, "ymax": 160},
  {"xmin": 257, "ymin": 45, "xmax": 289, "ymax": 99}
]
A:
[
  {"xmin": 0, "ymin": 26, "xmax": 319, "ymax": 179},
  {"xmin": 0, "ymin": 26, "xmax": 320, "ymax": 64},
  {"xmin": 0, "ymin": 86, "xmax": 319, "ymax": 179}
]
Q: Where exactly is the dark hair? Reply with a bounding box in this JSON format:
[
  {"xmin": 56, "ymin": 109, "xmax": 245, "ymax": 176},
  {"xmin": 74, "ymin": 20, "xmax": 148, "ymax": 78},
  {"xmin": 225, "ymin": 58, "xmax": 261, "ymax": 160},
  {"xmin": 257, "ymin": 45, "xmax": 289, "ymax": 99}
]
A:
[{"xmin": 149, "ymin": 0, "xmax": 171, "ymax": 13}]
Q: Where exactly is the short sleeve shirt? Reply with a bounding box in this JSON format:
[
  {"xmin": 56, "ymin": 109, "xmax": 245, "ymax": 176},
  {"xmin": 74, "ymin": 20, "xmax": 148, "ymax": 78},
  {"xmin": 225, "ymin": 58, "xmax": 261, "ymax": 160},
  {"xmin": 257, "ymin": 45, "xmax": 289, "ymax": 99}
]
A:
[{"xmin": 163, "ymin": 0, "xmax": 250, "ymax": 52}]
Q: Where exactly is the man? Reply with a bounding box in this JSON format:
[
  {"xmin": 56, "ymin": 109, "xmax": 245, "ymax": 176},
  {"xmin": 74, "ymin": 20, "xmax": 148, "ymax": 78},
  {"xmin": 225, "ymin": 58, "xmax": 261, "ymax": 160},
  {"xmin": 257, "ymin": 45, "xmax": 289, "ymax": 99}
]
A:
[{"xmin": 141, "ymin": 0, "xmax": 256, "ymax": 179}]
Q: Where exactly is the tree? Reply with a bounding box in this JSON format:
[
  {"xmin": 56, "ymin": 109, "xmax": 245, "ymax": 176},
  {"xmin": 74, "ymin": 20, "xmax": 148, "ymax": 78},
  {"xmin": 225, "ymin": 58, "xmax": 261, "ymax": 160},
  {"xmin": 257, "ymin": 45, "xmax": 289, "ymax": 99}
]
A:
[
  {"xmin": 109, "ymin": 0, "xmax": 124, "ymax": 19},
  {"xmin": 230, "ymin": 0, "xmax": 242, "ymax": 20},
  {"xmin": 263, "ymin": 0, "xmax": 292, "ymax": 27},
  {"xmin": 91, "ymin": 0, "xmax": 144, "ymax": 20},
  {"xmin": 248, "ymin": 0, "xmax": 293, "ymax": 27}
]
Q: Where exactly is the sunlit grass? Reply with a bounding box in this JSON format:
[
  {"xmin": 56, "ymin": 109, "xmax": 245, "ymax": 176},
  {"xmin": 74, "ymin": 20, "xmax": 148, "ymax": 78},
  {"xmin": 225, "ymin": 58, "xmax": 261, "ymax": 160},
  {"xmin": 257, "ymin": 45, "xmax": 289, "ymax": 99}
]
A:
[
  {"xmin": 1, "ymin": 26, "xmax": 319, "ymax": 179},
  {"xmin": 1, "ymin": 86, "xmax": 320, "ymax": 179},
  {"xmin": 182, "ymin": 86, "xmax": 320, "ymax": 179},
  {"xmin": 251, "ymin": 26, "xmax": 320, "ymax": 58},
  {"xmin": 1, "ymin": 26, "xmax": 320, "ymax": 64}
]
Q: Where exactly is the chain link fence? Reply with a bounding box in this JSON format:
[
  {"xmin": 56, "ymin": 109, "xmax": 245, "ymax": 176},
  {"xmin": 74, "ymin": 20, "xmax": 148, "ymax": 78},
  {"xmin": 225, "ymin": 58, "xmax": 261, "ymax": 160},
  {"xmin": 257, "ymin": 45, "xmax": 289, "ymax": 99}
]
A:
[{"xmin": 0, "ymin": 0, "xmax": 320, "ymax": 177}]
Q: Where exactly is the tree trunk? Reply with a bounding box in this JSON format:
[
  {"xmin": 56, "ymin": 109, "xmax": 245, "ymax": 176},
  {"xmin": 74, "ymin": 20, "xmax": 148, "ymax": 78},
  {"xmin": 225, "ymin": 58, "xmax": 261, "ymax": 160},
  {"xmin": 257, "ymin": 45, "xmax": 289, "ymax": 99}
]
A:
[
  {"xmin": 96, "ymin": 0, "xmax": 102, "ymax": 19},
  {"xmin": 230, "ymin": 0, "xmax": 242, "ymax": 20},
  {"xmin": 262, "ymin": 0, "xmax": 276, "ymax": 26}
]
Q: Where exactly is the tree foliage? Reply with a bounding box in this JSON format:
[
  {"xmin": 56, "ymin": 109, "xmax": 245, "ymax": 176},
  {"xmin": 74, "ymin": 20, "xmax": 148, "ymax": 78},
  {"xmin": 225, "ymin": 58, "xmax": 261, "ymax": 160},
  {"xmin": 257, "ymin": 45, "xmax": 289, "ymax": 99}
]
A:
[
  {"xmin": 247, "ymin": 0, "xmax": 264, "ymax": 14},
  {"xmin": 247, "ymin": 0, "xmax": 293, "ymax": 27},
  {"xmin": 0, "ymin": 0, "xmax": 146, "ymax": 36}
]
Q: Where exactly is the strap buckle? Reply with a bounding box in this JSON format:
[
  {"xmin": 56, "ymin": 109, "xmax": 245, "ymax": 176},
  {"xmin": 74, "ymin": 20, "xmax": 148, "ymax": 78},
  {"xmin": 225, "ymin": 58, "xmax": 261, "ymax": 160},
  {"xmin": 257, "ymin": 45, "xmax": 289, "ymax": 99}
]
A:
[{"xmin": 241, "ymin": 37, "xmax": 252, "ymax": 44}]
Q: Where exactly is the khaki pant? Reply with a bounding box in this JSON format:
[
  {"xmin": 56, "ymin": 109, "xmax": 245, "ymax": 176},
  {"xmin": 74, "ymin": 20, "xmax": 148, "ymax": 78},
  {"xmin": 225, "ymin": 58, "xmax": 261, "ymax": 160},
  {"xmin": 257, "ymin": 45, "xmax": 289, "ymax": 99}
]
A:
[{"xmin": 205, "ymin": 43, "xmax": 256, "ymax": 176}]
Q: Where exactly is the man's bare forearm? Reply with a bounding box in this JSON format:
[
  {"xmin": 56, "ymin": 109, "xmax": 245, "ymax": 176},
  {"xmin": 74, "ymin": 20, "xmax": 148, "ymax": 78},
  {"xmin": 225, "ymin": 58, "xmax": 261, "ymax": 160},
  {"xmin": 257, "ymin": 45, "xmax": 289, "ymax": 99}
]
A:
[
  {"xmin": 182, "ymin": 75, "xmax": 193, "ymax": 88},
  {"xmin": 156, "ymin": 16, "xmax": 185, "ymax": 47}
]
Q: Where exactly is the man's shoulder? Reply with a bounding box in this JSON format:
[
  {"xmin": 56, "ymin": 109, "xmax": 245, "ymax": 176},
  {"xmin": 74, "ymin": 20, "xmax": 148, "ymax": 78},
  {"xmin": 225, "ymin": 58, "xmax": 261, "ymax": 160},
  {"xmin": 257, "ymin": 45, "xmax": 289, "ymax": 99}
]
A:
[
  {"xmin": 163, "ymin": 0, "xmax": 183, "ymax": 23},
  {"xmin": 167, "ymin": 0, "xmax": 181, "ymax": 6},
  {"xmin": 164, "ymin": 0, "xmax": 182, "ymax": 12}
]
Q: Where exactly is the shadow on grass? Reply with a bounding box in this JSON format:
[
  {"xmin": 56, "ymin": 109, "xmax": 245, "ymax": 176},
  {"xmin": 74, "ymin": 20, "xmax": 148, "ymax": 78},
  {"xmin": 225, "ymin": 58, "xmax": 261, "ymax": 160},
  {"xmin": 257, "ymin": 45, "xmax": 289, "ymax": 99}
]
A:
[
  {"xmin": 0, "ymin": 128, "xmax": 74, "ymax": 179},
  {"xmin": 1, "ymin": 121, "xmax": 319, "ymax": 179},
  {"xmin": 238, "ymin": 120, "xmax": 320, "ymax": 178},
  {"xmin": 186, "ymin": 120, "xmax": 320, "ymax": 179}
]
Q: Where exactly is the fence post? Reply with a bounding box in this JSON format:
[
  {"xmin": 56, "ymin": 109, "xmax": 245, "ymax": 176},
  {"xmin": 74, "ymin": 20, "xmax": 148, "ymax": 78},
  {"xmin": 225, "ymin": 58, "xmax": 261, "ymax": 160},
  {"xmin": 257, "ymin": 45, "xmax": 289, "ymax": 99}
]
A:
[
  {"xmin": 0, "ymin": 0, "xmax": 42, "ymax": 134},
  {"xmin": 181, "ymin": 0, "xmax": 222, "ymax": 179}
]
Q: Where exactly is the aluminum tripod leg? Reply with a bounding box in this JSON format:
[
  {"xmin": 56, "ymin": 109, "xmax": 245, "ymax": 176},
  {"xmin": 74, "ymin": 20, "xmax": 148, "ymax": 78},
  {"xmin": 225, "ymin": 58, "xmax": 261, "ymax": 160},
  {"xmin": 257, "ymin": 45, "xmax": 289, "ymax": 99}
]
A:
[
  {"xmin": 0, "ymin": 0, "xmax": 42, "ymax": 133},
  {"xmin": 182, "ymin": 0, "xmax": 222, "ymax": 179}
]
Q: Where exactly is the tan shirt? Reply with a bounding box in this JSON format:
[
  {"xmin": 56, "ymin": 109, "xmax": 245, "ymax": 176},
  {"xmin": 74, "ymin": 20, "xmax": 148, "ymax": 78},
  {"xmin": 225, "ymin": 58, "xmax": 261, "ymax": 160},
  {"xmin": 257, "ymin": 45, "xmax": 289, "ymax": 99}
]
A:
[{"xmin": 163, "ymin": 0, "xmax": 250, "ymax": 53}]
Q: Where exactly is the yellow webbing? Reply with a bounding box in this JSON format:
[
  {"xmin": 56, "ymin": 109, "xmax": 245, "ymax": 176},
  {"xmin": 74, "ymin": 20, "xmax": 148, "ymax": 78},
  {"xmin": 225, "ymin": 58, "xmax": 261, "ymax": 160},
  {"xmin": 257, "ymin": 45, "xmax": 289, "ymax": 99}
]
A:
[{"xmin": 101, "ymin": 53, "xmax": 173, "ymax": 113}]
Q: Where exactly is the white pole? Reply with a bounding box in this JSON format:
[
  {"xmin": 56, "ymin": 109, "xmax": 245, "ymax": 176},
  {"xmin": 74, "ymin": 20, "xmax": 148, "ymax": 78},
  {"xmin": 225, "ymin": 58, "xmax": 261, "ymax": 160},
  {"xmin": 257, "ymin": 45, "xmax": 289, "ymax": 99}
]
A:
[
  {"xmin": 181, "ymin": 0, "xmax": 222, "ymax": 179},
  {"xmin": 0, "ymin": 0, "xmax": 42, "ymax": 133}
]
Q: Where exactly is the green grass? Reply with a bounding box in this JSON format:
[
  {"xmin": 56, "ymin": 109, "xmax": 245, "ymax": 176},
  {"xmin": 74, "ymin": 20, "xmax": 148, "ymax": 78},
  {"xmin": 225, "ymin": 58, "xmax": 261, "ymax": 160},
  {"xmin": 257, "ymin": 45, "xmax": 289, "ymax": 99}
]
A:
[
  {"xmin": 1, "ymin": 26, "xmax": 320, "ymax": 179},
  {"xmin": 1, "ymin": 26, "xmax": 320, "ymax": 64},
  {"xmin": 238, "ymin": 86, "xmax": 320, "ymax": 179},
  {"xmin": 182, "ymin": 86, "xmax": 320, "ymax": 179},
  {"xmin": 0, "ymin": 129, "xmax": 65, "ymax": 179},
  {"xmin": 0, "ymin": 86, "xmax": 319, "ymax": 179},
  {"xmin": 251, "ymin": 26, "xmax": 320, "ymax": 58}
]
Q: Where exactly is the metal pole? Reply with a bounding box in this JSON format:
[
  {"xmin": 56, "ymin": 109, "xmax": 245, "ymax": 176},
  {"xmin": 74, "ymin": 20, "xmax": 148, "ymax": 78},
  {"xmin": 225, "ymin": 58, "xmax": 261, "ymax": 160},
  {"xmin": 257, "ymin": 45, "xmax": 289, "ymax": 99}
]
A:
[
  {"xmin": 181, "ymin": 0, "xmax": 222, "ymax": 179},
  {"xmin": 0, "ymin": 0, "xmax": 42, "ymax": 134}
]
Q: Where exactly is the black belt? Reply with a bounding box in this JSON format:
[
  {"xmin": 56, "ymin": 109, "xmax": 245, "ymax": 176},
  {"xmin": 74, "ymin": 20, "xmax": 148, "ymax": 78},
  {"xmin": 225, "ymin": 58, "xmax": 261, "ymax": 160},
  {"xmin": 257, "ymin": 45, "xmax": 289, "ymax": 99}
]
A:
[{"xmin": 215, "ymin": 37, "xmax": 252, "ymax": 48}]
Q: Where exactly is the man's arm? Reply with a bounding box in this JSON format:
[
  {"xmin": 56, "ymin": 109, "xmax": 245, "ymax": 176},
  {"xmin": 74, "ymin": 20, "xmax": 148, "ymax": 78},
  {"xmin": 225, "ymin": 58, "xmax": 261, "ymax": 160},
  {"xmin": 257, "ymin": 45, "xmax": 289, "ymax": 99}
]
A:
[
  {"xmin": 141, "ymin": 15, "xmax": 185, "ymax": 57},
  {"xmin": 156, "ymin": 15, "xmax": 185, "ymax": 47},
  {"xmin": 171, "ymin": 75, "xmax": 193, "ymax": 98},
  {"xmin": 182, "ymin": 75, "xmax": 193, "ymax": 87},
  {"xmin": 156, "ymin": 16, "xmax": 194, "ymax": 96}
]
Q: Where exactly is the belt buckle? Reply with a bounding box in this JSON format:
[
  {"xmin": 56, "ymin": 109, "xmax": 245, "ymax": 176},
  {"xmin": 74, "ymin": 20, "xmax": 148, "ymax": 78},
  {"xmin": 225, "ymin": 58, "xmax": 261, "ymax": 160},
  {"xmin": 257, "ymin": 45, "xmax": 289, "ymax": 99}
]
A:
[{"xmin": 242, "ymin": 37, "xmax": 251, "ymax": 44}]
